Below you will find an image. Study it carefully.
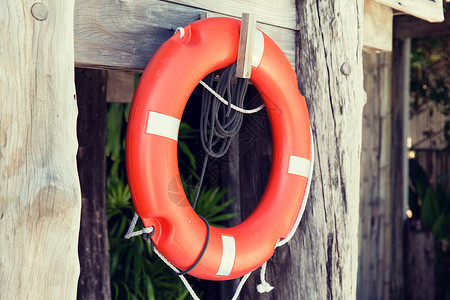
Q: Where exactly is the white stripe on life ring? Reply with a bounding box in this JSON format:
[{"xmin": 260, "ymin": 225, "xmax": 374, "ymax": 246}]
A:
[
  {"xmin": 146, "ymin": 111, "xmax": 180, "ymax": 141},
  {"xmin": 216, "ymin": 235, "xmax": 236, "ymax": 276},
  {"xmin": 252, "ymin": 29, "xmax": 264, "ymax": 68},
  {"xmin": 288, "ymin": 155, "xmax": 310, "ymax": 177}
]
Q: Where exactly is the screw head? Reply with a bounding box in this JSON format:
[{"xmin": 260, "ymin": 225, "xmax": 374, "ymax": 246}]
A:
[
  {"xmin": 340, "ymin": 62, "xmax": 351, "ymax": 76},
  {"xmin": 31, "ymin": 3, "xmax": 48, "ymax": 21}
]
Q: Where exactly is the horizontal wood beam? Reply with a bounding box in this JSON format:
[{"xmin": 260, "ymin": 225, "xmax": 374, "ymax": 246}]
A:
[
  {"xmin": 373, "ymin": 0, "xmax": 444, "ymax": 22},
  {"xmin": 394, "ymin": 10, "xmax": 450, "ymax": 39},
  {"xmin": 161, "ymin": 0, "xmax": 297, "ymax": 30},
  {"xmin": 74, "ymin": 0, "xmax": 295, "ymax": 71},
  {"xmin": 202, "ymin": 11, "xmax": 296, "ymax": 67}
]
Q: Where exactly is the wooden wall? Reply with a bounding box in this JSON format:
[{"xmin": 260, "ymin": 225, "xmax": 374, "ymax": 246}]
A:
[
  {"xmin": 358, "ymin": 51, "xmax": 393, "ymax": 300},
  {"xmin": 410, "ymin": 101, "xmax": 447, "ymax": 151},
  {"xmin": 410, "ymin": 100, "xmax": 449, "ymax": 189},
  {"xmin": 74, "ymin": 0, "xmax": 297, "ymax": 71}
]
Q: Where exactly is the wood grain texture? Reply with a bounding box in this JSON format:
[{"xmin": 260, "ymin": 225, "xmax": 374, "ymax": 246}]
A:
[
  {"xmin": 241, "ymin": 0, "xmax": 365, "ymax": 299},
  {"xmin": 363, "ymin": 0, "xmax": 393, "ymax": 52},
  {"xmin": 357, "ymin": 51, "xmax": 392, "ymax": 300},
  {"xmin": 0, "ymin": 1, "xmax": 81, "ymax": 299},
  {"xmin": 203, "ymin": 11, "xmax": 296, "ymax": 68},
  {"xmin": 291, "ymin": 1, "xmax": 365, "ymax": 298},
  {"xmin": 76, "ymin": 68, "xmax": 111, "ymax": 300},
  {"xmin": 74, "ymin": 0, "xmax": 296, "ymax": 71},
  {"xmin": 374, "ymin": 0, "xmax": 444, "ymax": 22},
  {"xmin": 161, "ymin": 0, "xmax": 297, "ymax": 30},
  {"xmin": 236, "ymin": 13, "xmax": 256, "ymax": 79}
]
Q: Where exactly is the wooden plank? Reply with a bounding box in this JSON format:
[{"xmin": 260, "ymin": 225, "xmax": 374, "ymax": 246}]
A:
[
  {"xmin": 363, "ymin": 0, "xmax": 393, "ymax": 52},
  {"xmin": 378, "ymin": 52, "xmax": 393, "ymax": 300},
  {"xmin": 389, "ymin": 37, "xmax": 411, "ymax": 300},
  {"xmin": 106, "ymin": 71, "xmax": 135, "ymax": 103},
  {"xmin": 75, "ymin": 68, "xmax": 111, "ymax": 300},
  {"xmin": 358, "ymin": 51, "xmax": 393, "ymax": 300},
  {"xmin": 74, "ymin": 0, "xmax": 296, "ymax": 71},
  {"xmin": 203, "ymin": 11, "xmax": 296, "ymax": 68},
  {"xmin": 236, "ymin": 13, "xmax": 256, "ymax": 79},
  {"xmin": 373, "ymin": 0, "xmax": 444, "ymax": 22},
  {"xmin": 410, "ymin": 101, "xmax": 447, "ymax": 150},
  {"xmin": 75, "ymin": 0, "xmax": 200, "ymax": 71},
  {"xmin": 161, "ymin": 0, "xmax": 297, "ymax": 30},
  {"xmin": 395, "ymin": 10, "xmax": 450, "ymax": 39},
  {"xmin": 0, "ymin": 1, "xmax": 81, "ymax": 299}
]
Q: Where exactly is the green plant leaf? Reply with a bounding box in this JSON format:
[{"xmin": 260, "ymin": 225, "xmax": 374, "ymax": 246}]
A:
[
  {"xmin": 432, "ymin": 214, "xmax": 447, "ymax": 240},
  {"xmin": 179, "ymin": 140, "xmax": 196, "ymax": 170},
  {"xmin": 420, "ymin": 186, "xmax": 440, "ymax": 230}
]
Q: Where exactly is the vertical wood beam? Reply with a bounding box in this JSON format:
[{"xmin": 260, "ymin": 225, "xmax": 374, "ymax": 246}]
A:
[
  {"xmin": 75, "ymin": 68, "xmax": 111, "ymax": 299},
  {"xmin": 390, "ymin": 37, "xmax": 410, "ymax": 300},
  {"xmin": 358, "ymin": 52, "xmax": 392, "ymax": 300},
  {"xmin": 0, "ymin": 1, "xmax": 80, "ymax": 299},
  {"xmin": 236, "ymin": 13, "xmax": 257, "ymax": 78}
]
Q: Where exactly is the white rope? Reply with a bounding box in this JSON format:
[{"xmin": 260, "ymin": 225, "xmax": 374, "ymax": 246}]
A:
[
  {"xmin": 174, "ymin": 27, "xmax": 185, "ymax": 38},
  {"xmin": 124, "ymin": 213, "xmax": 154, "ymax": 239},
  {"xmin": 254, "ymin": 130, "xmax": 315, "ymax": 291},
  {"xmin": 276, "ymin": 130, "xmax": 314, "ymax": 248},
  {"xmin": 256, "ymin": 262, "xmax": 274, "ymax": 293},
  {"xmin": 173, "ymin": 27, "xmax": 264, "ymax": 115},
  {"xmin": 199, "ymin": 80, "xmax": 265, "ymax": 114},
  {"xmin": 125, "ymin": 213, "xmax": 201, "ymax": 300},
  {"xmin": 231, "ymin": 272, "xmax": 252, "ymax": 300},
  {"xmin": 152, "ymin": 244, "xmax": 201, "ymax": 300},
  {"xmin": 125, "ymin": 213, "xmax": 260, "ymax": 300}
]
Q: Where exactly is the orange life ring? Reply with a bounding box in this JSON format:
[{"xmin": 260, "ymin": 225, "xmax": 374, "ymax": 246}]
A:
[{"xmin": 126, "ymin": 17, "xmax": 312, "ymax": 280}]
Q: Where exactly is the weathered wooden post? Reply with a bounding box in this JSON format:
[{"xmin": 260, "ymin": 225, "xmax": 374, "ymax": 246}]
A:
[{"xmin": 0, "ymin": 1, "xmax": 81, "ymax": 299}]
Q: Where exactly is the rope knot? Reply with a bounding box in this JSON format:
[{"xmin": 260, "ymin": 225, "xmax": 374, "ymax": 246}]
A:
[
  {"xmin": 124, "ymin": 213, "xmax": 155, "ymax": 239},
  {"xmin": 256, "ymin": 282, "xmax": 274, "ymax": 294},
  {"xmin": 142, "ymin": 227, "xmax": 155, "ymax": 241},
  {"xmin": 174, "ymin": 27, "xmax": 185, "ymax": 38}
]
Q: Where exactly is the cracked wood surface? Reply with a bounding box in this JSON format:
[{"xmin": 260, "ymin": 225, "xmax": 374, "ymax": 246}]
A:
[
  {"xmin": 0, "ymin": 1, "xmax": 81, "ymax": 299},
  {"xmin": 74, "ymin": 0, "xmax": 296, "ymax": 71}
]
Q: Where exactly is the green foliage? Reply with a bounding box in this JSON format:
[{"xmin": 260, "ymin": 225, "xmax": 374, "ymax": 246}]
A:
[
  {"xmin": 410, "ymin": 35, "xmax": 450, "ymax": 299},
  {"xmin": 409, "ymin": 158, "xmax": 450, "ymax": 300},
  {"xmin": 105, "ymin": 101, "xmax": 236, "ymax": 300}
]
